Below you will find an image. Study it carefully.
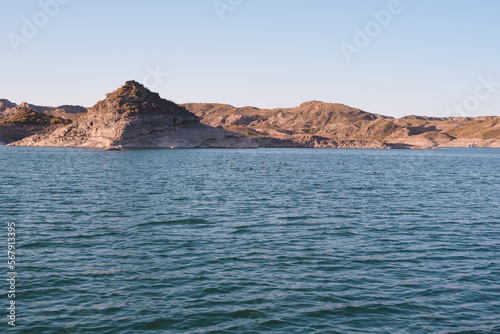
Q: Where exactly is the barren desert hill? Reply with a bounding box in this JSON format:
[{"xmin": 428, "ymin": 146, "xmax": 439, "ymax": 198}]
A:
[{"xmin": 182, "ymin": 101, "xmax": 500, "ymax": 148}]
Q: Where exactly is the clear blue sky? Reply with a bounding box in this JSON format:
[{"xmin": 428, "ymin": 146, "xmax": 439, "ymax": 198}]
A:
[{"xmin": 1, "ymin": 0, "xmax": 499, "ymax": 117}]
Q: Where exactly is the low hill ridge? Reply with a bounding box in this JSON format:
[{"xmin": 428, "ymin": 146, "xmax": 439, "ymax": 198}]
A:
[{"xmin": 182, "ymin": 101, "xmax": 500, "ymax": 148}]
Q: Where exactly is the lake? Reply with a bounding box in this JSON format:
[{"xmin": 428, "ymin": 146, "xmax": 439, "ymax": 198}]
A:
[{"xmin": 1, "ymin": 146, "xmax": 499, "ymax": 333}]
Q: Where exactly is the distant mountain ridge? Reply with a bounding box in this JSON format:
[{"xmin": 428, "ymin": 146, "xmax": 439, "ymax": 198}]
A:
[
  {"xmin": 0, "ymin": 99, "xmax": 17, "ymax": 112},
  {"xmin": 1, "ymin": 87, "xmax": 499, "ymax": 148},
  {"xmin": 182, "ymin": 101, "xmax": 500, "ymax": 148},
  {"xmin": 0, "ymin": 99, "xmax": 86, "ymax": 121}
]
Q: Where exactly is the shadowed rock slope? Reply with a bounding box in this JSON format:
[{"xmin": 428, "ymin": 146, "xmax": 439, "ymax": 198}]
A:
[{"xmin": 10, "ymin": 81, "xmax": 255, "ymax": 149}]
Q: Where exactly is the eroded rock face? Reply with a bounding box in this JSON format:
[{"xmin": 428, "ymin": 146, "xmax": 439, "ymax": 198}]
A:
[{"xmin": 10, "ymin": 81, "xmax": 256, "ymax": 149}]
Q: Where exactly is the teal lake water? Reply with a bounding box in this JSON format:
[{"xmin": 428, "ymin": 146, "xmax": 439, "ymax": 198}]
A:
[{"xmin": 1, "ymin": 146, "xmax": 499, "ymax": 333}]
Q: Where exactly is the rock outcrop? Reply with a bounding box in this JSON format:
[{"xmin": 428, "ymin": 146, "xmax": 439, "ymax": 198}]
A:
[{"xmin": 9, "ymin": 81, "xmax": 256, "ymax": 149}]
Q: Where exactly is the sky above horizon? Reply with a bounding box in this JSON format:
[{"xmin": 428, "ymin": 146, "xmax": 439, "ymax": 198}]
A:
[{"xmin": 1, "ymin": 0, "xmax": 499, "ymax": 118}]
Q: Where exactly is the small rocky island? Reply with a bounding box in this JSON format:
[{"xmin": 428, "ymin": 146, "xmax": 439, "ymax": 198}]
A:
[{"xmin": 9, "ymin": 81, "xmax": 255, "ymax": 149}]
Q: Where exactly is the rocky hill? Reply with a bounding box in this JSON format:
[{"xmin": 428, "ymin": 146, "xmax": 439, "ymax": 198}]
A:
[
  {"xmin": 0, "ymin": 106, "xmax": 72, "ymax": 144},
  {"xmin": 9, "ymin": 81, "xmax": 255, "ymax": 149},
  {"xmin": 0, "ymin": 100, "xmax": 86, "ymax": 120},
  {"xmin": 1, "ymin": 107, "xmax": 72, "ymax": 126},
  {"xmin": 182, "ymin": 102, "xmax": 500, "ymax": 148}
]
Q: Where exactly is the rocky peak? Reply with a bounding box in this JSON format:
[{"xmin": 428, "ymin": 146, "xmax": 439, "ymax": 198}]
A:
[
  {"xmin": 114, "ymin": 80, "xmax": 151, "ymax": 103},
  {"xmin": 90, "ymin": 81, "xmax": 194, "ymax": 119},
  {"xmin": 0, "ymin": 99, "xmax": 16, "ymax": 112},
  {"xmin": 298, "ymin": 100, "xmax": 326, "ymax": 109},
  {"xmin": 17, "ymin": 102, "xmax": 32, "ymax": 110},
  {"xmin": 298, "ymin": 101, "xmax": 355, "ymax": 112}
]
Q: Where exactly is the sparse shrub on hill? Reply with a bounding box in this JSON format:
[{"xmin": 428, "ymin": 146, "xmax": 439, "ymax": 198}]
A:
[{"xmin": 1, "ymin": 108, "xmax": 72, "ymax": 126}]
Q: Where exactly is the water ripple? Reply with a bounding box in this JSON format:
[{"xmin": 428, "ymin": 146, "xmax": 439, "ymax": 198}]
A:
[{"xmin": 1, "ymin": 147, "xmax": 499, "ymax": 333}]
